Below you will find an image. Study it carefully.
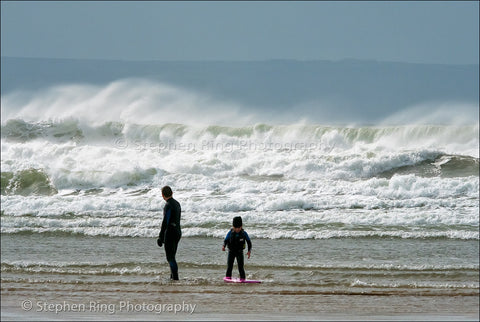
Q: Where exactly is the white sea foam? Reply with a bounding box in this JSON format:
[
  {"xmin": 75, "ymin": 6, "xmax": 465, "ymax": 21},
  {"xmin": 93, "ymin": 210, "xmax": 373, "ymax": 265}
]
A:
[
  {"xmin": 1, "ymin": 80, "xmax": 478, "ymax": 239},
  {"xmin": 1, "ymin": 187, "xmax": 478, "ymax": 239}
]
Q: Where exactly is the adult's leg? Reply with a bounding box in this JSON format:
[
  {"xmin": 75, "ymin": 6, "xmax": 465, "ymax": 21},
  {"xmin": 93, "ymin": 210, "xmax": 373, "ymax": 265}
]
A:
[{"xmin": 165, "ymin": 234, "xmax": 180, "ymax": 280}]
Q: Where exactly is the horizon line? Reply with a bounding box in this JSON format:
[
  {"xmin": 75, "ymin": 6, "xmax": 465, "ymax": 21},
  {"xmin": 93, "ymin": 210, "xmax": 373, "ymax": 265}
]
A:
[{"xmin": 2, "ymin": 55, "xmax": 478, "ymax": 67}]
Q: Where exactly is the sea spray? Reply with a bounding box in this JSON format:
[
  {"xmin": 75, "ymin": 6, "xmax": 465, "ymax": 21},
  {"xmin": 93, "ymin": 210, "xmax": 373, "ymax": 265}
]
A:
[
  {"xmin": 1, "ymin": 115, "xmax": 478, "ymax": 239},
  {"xmin": 1, "ymin": 80, "xmax": 478, "ymax": 240}
]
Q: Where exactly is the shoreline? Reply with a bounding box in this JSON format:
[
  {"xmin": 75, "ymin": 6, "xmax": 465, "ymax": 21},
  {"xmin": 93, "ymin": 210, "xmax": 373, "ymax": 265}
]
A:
[
  {"xmin": 2, "ymin": 235, "xmax": 478, "ymax": 321},
  {"xmin": 2, "ymin": 286, "xmax": 479, "ymax": 321}
]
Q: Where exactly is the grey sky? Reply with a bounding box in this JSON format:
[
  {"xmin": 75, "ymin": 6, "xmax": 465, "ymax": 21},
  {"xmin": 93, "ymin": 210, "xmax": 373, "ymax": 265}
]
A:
[{"xmin": 1, "ymin": 1, "xmax": 479, "ymax": 64}]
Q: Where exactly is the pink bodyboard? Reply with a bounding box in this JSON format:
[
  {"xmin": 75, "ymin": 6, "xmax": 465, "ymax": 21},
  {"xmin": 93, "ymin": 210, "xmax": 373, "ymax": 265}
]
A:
[{"xmin": 223, "ymin": 277, "xmax": 261, "ymax": 283}]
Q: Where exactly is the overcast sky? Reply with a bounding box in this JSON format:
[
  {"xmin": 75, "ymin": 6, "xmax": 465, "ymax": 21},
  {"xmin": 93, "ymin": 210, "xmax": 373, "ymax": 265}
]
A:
[{"xmin": 1, "ymin": 1, "xmax": 478, "ymax": 64}]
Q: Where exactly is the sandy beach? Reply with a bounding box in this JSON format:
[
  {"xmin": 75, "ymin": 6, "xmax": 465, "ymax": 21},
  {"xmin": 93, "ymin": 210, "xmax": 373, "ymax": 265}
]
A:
[{"xmin": 2, "ymin": 284, "xmax": 479, "ymax": 321}]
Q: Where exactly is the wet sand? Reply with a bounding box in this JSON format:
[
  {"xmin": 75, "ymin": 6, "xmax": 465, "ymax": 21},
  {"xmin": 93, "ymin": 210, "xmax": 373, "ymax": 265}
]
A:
[
  {"xmin": 2, "ymin": 235, "xmax": 479, "ymax": 321},
  {"xmin": 2, "ymin": 282, "xmax": 478, "ymax": 321}
]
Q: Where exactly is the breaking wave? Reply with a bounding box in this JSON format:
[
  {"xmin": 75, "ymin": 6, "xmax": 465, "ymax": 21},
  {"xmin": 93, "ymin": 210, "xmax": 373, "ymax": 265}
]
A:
[{"xmin": 1, "ymin": 80, "xmax": 478, "ymax": 239}]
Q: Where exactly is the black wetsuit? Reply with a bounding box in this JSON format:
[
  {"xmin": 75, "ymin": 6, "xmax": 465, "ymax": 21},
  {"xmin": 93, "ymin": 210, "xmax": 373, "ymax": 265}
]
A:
[
  {"xmin": 159, "ymin": 197, "xmax": 182, "ymax": 280},
  {"xmin": 223, "ymin": 229, "xmax": 252, "ymax": 279}
]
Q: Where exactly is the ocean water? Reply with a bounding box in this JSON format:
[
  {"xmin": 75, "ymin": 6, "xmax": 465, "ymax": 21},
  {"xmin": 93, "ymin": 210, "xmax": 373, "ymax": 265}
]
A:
[{"xmin": 1, "ymin": 81, "xmax": 479, "ymax": 318}]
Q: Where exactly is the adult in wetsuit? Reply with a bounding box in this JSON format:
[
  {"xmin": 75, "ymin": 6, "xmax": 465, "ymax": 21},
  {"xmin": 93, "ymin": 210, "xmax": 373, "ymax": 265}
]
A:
[{"xmin": 157, "ymin": 186, "xmax": 182, "ymax": 280}]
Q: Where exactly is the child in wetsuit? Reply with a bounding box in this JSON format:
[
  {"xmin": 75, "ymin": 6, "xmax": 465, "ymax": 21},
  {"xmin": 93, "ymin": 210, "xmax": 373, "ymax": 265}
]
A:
[{"xmin": 222, "ymin": 216, "xmax": 252, "ymax": 280}]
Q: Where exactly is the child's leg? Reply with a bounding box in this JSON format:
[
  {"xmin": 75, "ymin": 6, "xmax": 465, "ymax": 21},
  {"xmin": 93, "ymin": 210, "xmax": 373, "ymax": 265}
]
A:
[
  {"xmin": 236, "ymin": 252, "xmax": 246, "ymax": 280},
  {"xmin": 226, "ymin": 251, "xmax": 235, "ymax": 278}
]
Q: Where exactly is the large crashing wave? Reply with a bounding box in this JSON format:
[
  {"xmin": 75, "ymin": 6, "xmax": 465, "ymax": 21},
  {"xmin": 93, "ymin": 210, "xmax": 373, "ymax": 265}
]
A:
[
  {"xmin": 1, "ymin": 80, "xmax": 478, "ymax": 239},
  {"xmin": 1, "ymin": 118, "xmax": 478, "ymax": 194}
]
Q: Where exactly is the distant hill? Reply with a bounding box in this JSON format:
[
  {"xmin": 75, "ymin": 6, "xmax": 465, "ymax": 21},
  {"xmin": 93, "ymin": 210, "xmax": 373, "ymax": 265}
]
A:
[{"xmin": 1, "ymin": 57, "xmax": 478, "ymax": 123}]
